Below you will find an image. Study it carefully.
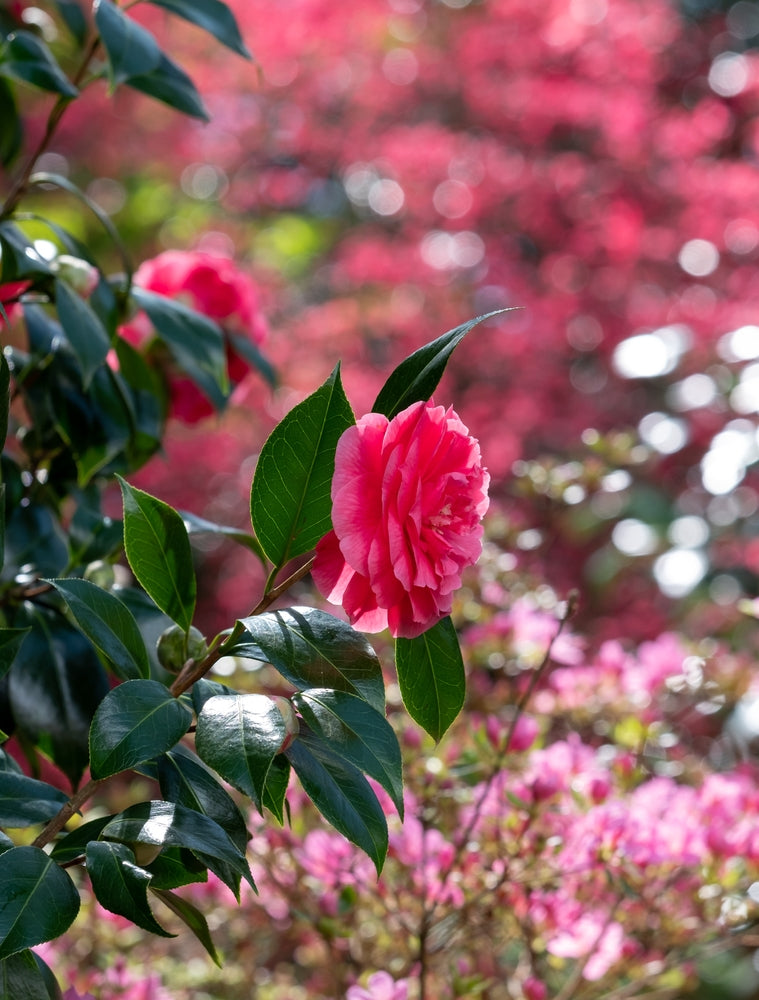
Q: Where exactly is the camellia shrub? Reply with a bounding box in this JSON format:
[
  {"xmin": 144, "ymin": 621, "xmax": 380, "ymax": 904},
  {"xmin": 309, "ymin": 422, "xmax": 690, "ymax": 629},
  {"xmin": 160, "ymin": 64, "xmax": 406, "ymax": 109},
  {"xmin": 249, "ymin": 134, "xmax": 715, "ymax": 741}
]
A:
[{"xmin": 0, "ymin": 3, "xmax": 495, "ymax": 995}]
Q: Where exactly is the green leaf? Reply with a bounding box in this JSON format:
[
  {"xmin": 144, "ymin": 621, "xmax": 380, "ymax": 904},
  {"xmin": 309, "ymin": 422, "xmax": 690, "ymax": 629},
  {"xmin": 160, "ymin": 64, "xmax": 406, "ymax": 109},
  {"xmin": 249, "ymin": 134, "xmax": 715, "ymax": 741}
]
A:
[
  {"xmin": 285, "ymin": 733, "xmax": 387, "ymax": 874},
  {"xmin": 132, "ymin": 288, "xmax": 226, "ymax": 407},
  {"xmin": 127, "ymin": 51, "xmax": 210, "ymax": 121},
  {"xmin": 231, "ymin": 607, "xmax": 384, "ymax": 712},
  {"xmin": 54, "ymin": 0, "xmax": 88, "ymax": 44},
  {"xmin": 195, "ymin": 694, "xmax": 285, "ymax": 813},
  {"xmin": 0, "ymin": 352, "xmax": 9, "ymax": 457},
  {"xmin": 0, "ymin": 772, "xmax": 68, "ymax": 828},
  {"xmin": 50, "ymin": 815, "xmax": 114, "ymax": 864},
  {"xmin": 0, "ymin": 31, "xmax": 78, "ymax": 97},
  {"xmin": 157, "ymin": 744, "xmax": 249, "ymax": 852},
  {"xmin": 8, "ymin": 607, "xmax": 109, "ymax": 787},
  {"xmin": 190, "ymin": 678, "xmax": 233, "ymax": 715},
  {"xmin": 180, "ymin": 510, "xmax": 266, "ymax": 566},
  {"xmin": 372, "ymin": 311, "xmax": 507, "ymax": 419},
  {"xmin": 0, "ymin": 225, "xmax": 52, "ymax": 280},
  {"xmin": 89, "ymin": 679, "xmax": 192, "ymax": 780},
  {"xmin": 93, "ymin": 0, "xmax": 161, "ymax": 86},
  {"xmin": 47, "ymin": 578, "xmax": 150, "ymax": 681},
  {"xmin": 293, "ymin": 689, "xmax": 403, "ymax": 817},
  {"xmin": 262, "ymin": 755, "xmax": 290, "ymax": 824},
  {"xmin": 85, "ymin": 841, "xmax": 173, "ymax": 937},
  {"xmin": 151, "ymin": 888, "xmax": 221, "ymax": 966},
  {"xmin": 395, "ymin": 616, "xmax": 465, "ymax": 741},
  {"xmin": 0, "ymin": 79, "xmax": 22, "ymax": 168},
  {"xmin": 227, "ymin": 332, "xmax": 276, "ymax": 387},
  {"xmin": 54, "ymin": 278, "xmax": 111, "ymax": 389},
  {"xmin": 0, "ymin": 833, "xmax": 14, "ymax": 856},
  {"xmin": 147, "ymin": 0, "xmax": 251, "ymax": 58},
  {"xmin": 250, "ymin": 366, "xmax": 354, "ymax": 568},
  {"xmin": 101, "ymin": 800, "xmax": 254, "ymax": 893},
  {"xmin": 144, "ymin": 847, "xmax": 207, "ymax": 890},
  {"xmin": 0, "ymin": 846, "xmax": 79, "ymax": 959},
  {"xmin": 0, "ymin": 950, "xmax": 53, "ymax": 1000},
  {"xmin": 31, "ymin": 951, "xmax": 63, "ymax": 1000},
  {"xmin": 0, "ymin": 629, "xmax": 29, "ymax": 682},
  {"xmin": 118, "ymin": 478, "xmax": 196, "ymax": 631}
]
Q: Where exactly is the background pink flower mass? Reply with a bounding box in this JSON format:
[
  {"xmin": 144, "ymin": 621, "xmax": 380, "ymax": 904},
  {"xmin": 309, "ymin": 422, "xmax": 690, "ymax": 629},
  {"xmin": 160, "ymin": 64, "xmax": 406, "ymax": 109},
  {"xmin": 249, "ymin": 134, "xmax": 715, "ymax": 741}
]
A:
[{"xmin": 13, "ymin": 0, "xmax": 759, "ymax": 995}]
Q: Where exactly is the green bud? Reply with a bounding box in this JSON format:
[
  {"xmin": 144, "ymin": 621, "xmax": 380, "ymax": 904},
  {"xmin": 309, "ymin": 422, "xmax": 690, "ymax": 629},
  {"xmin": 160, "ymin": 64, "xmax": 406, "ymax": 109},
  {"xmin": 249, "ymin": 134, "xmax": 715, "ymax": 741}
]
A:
[
  {"xmin": 156, "ymin": 624, "xmax": 208, "ymax": 673},
  {"xmin": 82, "ymin": 560, "xmax": 116, "ymax": 590}
]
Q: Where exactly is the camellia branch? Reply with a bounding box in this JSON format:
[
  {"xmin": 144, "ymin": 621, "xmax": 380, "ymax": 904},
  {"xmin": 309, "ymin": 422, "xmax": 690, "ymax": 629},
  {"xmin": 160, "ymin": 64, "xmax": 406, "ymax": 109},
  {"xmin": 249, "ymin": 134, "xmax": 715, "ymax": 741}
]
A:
[{"xmin": 31, "ymin": 775, "xmax": 102, "ymax": 849}]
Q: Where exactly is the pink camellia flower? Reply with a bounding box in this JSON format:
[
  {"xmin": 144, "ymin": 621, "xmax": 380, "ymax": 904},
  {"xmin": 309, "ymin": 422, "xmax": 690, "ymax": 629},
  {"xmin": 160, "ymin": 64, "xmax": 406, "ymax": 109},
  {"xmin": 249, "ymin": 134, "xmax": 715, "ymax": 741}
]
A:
[
  {"xmin": 313, "ymin": 399, "xmax": 489, "ymax": 639},
  {"xmin": 119, "ymin": 249, "xmax": 268, "ymax": 424}
]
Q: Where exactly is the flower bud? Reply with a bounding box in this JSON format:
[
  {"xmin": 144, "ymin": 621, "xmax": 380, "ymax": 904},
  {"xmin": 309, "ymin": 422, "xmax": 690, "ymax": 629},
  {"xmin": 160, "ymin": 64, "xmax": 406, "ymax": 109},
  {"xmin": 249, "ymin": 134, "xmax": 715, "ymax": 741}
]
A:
[
  {"xmin": 156, "ymin": 625, "xmax": 208, "ymax": 673},
  {"xmin": 270, "ymin": 695, "xmax": 300, "ymax": 751},
  {"xmin": 53, "ymin": 256, "xmax": 99, "ymax": 298},
  {"xmin": 82, "ymin": 560, "xmax": 116, "ymax": 590}
]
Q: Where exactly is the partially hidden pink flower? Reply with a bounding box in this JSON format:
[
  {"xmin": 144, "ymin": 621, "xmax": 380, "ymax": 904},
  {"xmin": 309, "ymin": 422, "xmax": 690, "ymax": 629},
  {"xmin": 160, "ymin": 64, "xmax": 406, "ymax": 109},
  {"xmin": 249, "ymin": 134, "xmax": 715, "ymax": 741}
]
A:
[
  {"xmin": 313, "ymin": 400, "xmax": 489, "ymax": 639},
  {"xmin": 346, "ymin": 971, "xmax": 410, "ymax": 1000}
]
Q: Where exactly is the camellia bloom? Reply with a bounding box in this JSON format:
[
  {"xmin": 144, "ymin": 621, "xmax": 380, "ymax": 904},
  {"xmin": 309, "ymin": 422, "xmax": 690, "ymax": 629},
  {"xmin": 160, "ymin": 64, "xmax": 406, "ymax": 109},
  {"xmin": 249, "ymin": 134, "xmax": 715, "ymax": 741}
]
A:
[
  {"xmin": 119, "ymin": 249, "xmax": 268, "ymax": 423},
  {"xmin": 313, "ymin": 400, "xmax": 489, "ymax": 639}
]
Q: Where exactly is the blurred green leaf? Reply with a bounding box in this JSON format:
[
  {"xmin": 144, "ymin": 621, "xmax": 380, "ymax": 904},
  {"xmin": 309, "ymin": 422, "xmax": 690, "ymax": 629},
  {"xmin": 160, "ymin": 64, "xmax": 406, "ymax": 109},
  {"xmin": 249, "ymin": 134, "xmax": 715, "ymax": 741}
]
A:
[
  {"xmin": 0, "ymin": 629, "xmax": 29, "ymax": 682},
  {"xmin": 0, "ymin": 31, "xmax": 77, "ymax": 97},
  {"xmin": 0, "ymin": 79, "xmax": 22, "ymax": 168},
  {"xmin": 180, "ymin": 510, "xmax": 266, "ymax": 566},
  {"xmin": 0, "ymin": 772, "xmax": 68, "ymax": 827},
  {"xmin": 89, "ymin": 679, "xmax": 192, "ymax": 779},
  {"xmin": 54, "ymin": 278, "xmax": 111, "ymax": 389},
  {"xmin": 54, "ymin": 0, "xmax": 88, "ymax": 44},
  {"xmin": 148, "ymin": 0, "xmax": 251, "ymax": 58},
  {"xmin": 0, "ymin": 847, "xmax": 79, "ymax": 959},
  {"xmin": 118, "ymin": 479, "xmax": 196, "ymax": 631},
  {"xmin": 395, "ymin": 616, "xmax": 465, "ymax": 741},
  {"xmin": 0, "ymin": 224, "xmax": 52, "ymax": 280},
  {"xmin": 127, "ymin": 52, "xmax": 210, "ymax": 121},
  {"xmin": 94, "ymin": 0, "xmax": 161, "ymax": 86},
  {"xmin": 250, "ymin": 365, "xmax": 354, "ymax": 569}
]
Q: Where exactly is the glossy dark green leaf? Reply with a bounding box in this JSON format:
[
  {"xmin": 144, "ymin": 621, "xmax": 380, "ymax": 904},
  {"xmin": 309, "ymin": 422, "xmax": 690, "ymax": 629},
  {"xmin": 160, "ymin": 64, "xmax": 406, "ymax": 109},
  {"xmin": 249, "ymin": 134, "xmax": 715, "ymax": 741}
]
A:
[
  {"xmin": 190, "ymin": 678, "xmax": 233, "ymax": 715},
  {"xmin": 31, "ymin": 951, "xmax": 62, "ymax": 1000},
  {"xmin": 118, "ymin": 478, "xmax": 196, "ymax": 631},
  {"xmin": 0, "ymin": 31, "xmax": 78, "ymax": 97},
  {"xmin": 262, "ymin": 754, "xmax": 290, "ymax": 824},
  {"xmin": 0, "ymin": 846, "xmax": 79, "ymax": 959},
  {"xmin": 0, "ymin": 79, "xmax": 22, "ymax": 168},
  {"xmin": 0, "ymin": 772, "xmax": 68, "ymax": 827},
  {"xmin": 0, "ymin": 950, "xmax": 52, "ymax": 1000},
  {"xmin": 293, "ymin": 689, "xmax": 403, "ymax": 817},
  {"xmin": 54, "ymin": 0, "xmax": 88, "ymax": 44},
  {"xmin": 0, "ymin": 224, "xmax": 51, "ymax": 280},
  {"xmin": 195, "ymin": 694, "xmax": 285, "ymax": 813},
  {"xmin": 86, "ymin": 841, "xmax": 173, "ymax": 937},
  {"xmin": 101, "ymin": 800, "xmax": 254, "ymax": 892},
  {"xmin": 151, "ymin": 888, "xmax": 221, "ymax": 966},
  {"xmin": 50, "ymin": 814, "xmax": 114, "ymax": 864},
  {"xmin": 395, "ymin": 616, "xmax": 465, "ymax": 741},
  {"xmin": 0, "ymin": 629, "xmax": 29, "ymax": 682},
  {"xmin": 94, "ymin": 0, "xmax": 161, "ymax": 86},
  {"xmin": 148, "ymin": 0, "xmax": 250, "ymax": 58},
  {"xmin": 47, "ymin": 578, "xmax": 150, "ymax": 681},
  {"xmin": 180, "ymin": 510, "xmax": 266, "ymax": 565},
  {"xmin": 89, "ymin": 679, "xmax": 192, "ymax": 779},
  {"xmin": 0, "ymin": 833, "xmax": 13, "ymax": 856},
  {"xmin": 285, "ymin": 732, "xmax": 387, "ymax": 874},
  {"xmin": 0, "ymin": 352, "xmax": 9, "ymax": 457},
  {"xmin": 232, "ymin": 607, "xmax": 384, "ymax": 712},
  {"xmin": 372, "ymin": 311, "xmax": 507, "ymax": 419},
  {"xmin": 132, "ymin": 288, "xmax": 226, "ymax": 406},
  {"xmin": 144, "ymin": 847, "xmax": 207, "ymax": 890},
  {"xmin": 127, "ymin": 52, "xmax": 209, "ymax": 121},
  {"xmin": 8, "ymin": 607, "xmax": 109, "ymax": 787},
  {"xmin": 54, "ymin": 278, "xmax": 111, "ymax": 389},
  {"xmin": 1, "ymin": 504, "xmax": 67, "ymax": 583},
  {"xmin": 157, "ymin": 744, "xmax": 249, "ymax": 852},
  {"xmin": 250, "ymin": 366, "xmax": 354, "ymax": 568}
]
